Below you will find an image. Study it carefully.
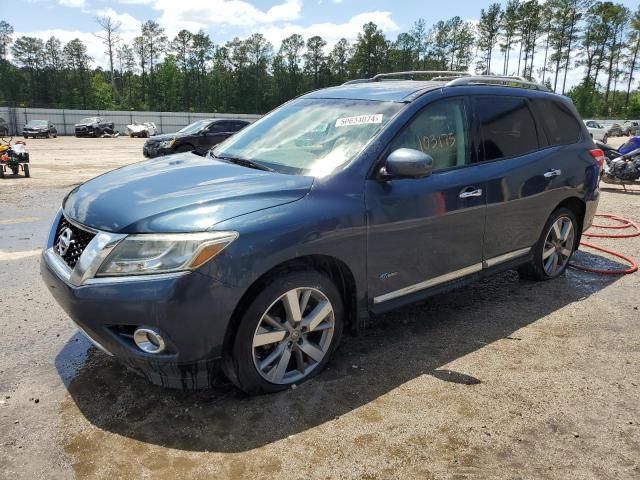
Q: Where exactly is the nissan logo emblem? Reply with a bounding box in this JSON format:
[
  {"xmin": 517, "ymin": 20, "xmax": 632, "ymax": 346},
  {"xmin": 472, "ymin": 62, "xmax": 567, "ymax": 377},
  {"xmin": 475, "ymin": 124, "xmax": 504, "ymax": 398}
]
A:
[{"xmin": 56, "ymin": 227, "xmax": 74, "ymax": 256}]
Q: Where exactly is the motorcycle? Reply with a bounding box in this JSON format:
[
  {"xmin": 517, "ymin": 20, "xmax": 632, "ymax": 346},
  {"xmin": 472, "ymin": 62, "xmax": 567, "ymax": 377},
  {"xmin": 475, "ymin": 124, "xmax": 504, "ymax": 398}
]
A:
[
  {"xmin": 0, "ymin": 136, "xmax": 30, "ymax": 178},
  {"xmin": 595, "ymin": 138, "xmax": 640, "ymax": 190}
]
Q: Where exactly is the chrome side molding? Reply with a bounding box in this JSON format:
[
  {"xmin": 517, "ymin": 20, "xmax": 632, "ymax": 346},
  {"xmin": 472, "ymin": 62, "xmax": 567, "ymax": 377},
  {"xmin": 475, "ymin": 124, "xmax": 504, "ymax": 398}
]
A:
[
  {"xmin": 373, "ymin": 247, "xmax": 532, "ymax": 305},
  {"xmin": 373, "ymin": 263, "xmax": 483, "ymax": 304}
]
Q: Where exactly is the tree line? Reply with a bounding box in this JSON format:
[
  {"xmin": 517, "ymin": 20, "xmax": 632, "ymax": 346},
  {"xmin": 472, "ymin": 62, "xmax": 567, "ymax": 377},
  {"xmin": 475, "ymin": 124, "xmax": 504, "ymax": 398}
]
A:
[{"xmin": 0, "ymin": 0, "xmax": 639, "ymax": 118}]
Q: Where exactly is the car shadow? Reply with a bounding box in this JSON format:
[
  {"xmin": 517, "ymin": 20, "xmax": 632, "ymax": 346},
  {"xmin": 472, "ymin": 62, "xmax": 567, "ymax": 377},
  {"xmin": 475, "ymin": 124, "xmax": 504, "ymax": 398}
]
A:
[{"xmin": 56, "ymin": 267, "xmax": 619, "ymax": 453}]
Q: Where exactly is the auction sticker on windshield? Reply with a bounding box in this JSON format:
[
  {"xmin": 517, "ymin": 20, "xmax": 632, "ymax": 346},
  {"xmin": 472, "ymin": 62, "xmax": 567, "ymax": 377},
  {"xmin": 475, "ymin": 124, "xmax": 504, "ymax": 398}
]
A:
[{"xmin": 335, "ymin": 114, "xmax": 383, "ymax": 128}]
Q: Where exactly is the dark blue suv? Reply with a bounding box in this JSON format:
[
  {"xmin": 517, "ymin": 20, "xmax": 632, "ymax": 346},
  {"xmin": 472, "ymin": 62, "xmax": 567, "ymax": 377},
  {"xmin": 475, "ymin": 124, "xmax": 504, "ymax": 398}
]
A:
[{"xmin": 41, "ymin": 73, "xmax": 602, "ymax": 394}]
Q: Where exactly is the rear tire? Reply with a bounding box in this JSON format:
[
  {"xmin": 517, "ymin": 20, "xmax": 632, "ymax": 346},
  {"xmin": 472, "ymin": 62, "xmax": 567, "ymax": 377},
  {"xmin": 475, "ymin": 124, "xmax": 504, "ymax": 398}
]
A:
[
  {"xmin": 224, "ymin": 270, "xmax": 344, "ymax": 394},
  {"xmin": 518, "ymin": 207, "xmax": 578, "ymax": 281},
  {"xmin": 23, "ymin": 164, "xmax": 30, "ymax": 178}
]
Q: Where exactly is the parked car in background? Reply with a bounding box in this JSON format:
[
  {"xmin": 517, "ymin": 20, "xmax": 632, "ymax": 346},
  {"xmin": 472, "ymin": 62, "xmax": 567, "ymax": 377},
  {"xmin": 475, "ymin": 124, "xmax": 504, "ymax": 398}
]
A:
[
  {"xmin": 23, "ymin": 120, "xmax": 57, "ymax": 138},
  {"xmin": 584, "ymin": 120, "xmax": 608, "ymax": 142},
  {"xmin": 606, "ymin": 123, "xmax": 625, "ymax": 138},
  {"xmin": 126, "ymin": 121, "xmax": 158, "ymax": 138},
  {"xmin": 0, "ymin": 117, "xmax": 8, "ymax": 136},
  {"xmin": 75, "ymin": 117, "xmax": 116, "ymax": 137},
  {"xmin": 41, "ymin": 72, "xmax": 601, "ymax": 394},
  {"xmin": 142, "ymin": 119, "xmax": 249, "ymax": 158}
]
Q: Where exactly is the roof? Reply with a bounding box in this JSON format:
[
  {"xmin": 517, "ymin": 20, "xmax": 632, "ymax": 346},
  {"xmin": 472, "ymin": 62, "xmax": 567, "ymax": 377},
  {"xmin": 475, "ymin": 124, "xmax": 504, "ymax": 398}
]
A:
[{"xmin": 301, "ymin": 80, "xmax": 446, "ymax": 103}]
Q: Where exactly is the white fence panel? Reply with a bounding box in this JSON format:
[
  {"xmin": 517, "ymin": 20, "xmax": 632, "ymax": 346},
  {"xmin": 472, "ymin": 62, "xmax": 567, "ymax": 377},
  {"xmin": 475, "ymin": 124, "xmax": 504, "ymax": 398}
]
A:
[{"xmin": 5, "ymin": 107, "xmax": 261, "ymax": 136}]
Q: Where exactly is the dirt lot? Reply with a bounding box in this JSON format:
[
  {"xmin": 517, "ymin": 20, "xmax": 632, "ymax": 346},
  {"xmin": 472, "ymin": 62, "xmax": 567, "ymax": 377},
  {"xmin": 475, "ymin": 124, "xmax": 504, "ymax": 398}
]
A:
[{"xmin": 0, "ymin": 136, "xmax": 639, "ymax": 479}]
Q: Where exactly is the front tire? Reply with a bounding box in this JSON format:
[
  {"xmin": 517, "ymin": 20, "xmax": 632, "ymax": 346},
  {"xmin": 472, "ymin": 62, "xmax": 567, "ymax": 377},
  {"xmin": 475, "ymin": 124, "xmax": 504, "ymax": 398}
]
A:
[
  {"xmin": 23, "ymin": 164, "xmax": 30, "ymax": 178},
  {"xmin": 225, "ymin": 270, "xmax": 344, "ymax": 394},
  {"xmin": 174, "ymin": 144, "xmax": 193, "ymax": 153},
  {"xmin": 519, "ymin": 207, "xmax": 578, "ymax": 281}
]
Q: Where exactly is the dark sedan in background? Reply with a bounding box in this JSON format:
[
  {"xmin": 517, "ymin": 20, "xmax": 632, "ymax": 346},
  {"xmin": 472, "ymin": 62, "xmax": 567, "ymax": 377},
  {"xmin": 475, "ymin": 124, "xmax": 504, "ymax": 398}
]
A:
[
  {"xmin": 23, "ymin": 120, "xmax": 57, "ymax": 138},
  {"xmin": 0, "ymin": 117, "xmax": 8, "ymax": 136},
  {"xmin": 143, "ymin": 119, "xmax": 249, "ymax": 158},
  {"xmin": 75, "ymin": 117, "xmax": 115, "ymax": 137}
]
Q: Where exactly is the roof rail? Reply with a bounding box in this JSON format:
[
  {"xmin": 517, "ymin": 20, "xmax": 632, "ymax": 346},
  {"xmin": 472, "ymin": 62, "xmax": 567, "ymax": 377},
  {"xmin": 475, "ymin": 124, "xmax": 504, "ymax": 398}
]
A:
[
  {"xmin": 446, "ymin": 75, "xmax": 548, "ymax": 91},
  {"xmin": 371, "ymin": 70, "xmax": 470, "ymax": 82}
]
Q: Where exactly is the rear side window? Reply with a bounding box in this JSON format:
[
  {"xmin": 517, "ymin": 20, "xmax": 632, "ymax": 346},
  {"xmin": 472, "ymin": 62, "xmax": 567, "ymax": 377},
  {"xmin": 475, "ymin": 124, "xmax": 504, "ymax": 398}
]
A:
[
  {"xmin": 475, "ymin": 97, "xmax": 539, "ymax": 162},
  {"xmin": 231, "ymin": 121, "xmax": 248, "ymax": 131},
  {"xmin": 531, "ymin": 99, "xmax": 582, "ymax": 145}
]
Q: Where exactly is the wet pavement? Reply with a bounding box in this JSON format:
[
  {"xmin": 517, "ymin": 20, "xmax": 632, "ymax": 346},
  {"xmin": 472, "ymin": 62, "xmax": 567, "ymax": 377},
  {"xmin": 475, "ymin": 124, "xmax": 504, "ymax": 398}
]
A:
[{"xmin": 0, "ymin": 137, "xmax": 639, "ymax": 479}]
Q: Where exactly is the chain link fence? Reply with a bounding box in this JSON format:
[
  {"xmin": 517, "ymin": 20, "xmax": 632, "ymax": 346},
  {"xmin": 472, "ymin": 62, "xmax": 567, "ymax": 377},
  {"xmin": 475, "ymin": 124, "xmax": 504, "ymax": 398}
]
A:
[{"xmin": 0, "ymin": 105, "xmax": 261, "ymax": 136}]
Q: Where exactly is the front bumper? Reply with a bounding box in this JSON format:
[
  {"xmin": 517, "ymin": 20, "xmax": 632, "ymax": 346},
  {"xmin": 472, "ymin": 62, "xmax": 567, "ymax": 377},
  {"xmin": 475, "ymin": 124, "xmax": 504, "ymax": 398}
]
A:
[
  {"xmin": 142, "ymin": 144, "xmax": 167, "ymax": 158},
  {"xmin": 75, "ymin": 127, "xmax": 95, "ymax": 137},
  {"xmin": 23, "ymin": 130, "xmax": 47, "ymax": 137},
  {"xmin": 40, "ymin": 215, "xmax": 241, "ymax": 389}
]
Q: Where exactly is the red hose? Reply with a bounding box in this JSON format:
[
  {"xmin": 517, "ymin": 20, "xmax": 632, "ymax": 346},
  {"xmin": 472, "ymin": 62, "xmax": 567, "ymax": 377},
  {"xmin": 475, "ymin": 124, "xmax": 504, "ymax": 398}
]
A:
[{"xmin": 569, "ymin": 214, "xmax": 639, "ymax": 275}]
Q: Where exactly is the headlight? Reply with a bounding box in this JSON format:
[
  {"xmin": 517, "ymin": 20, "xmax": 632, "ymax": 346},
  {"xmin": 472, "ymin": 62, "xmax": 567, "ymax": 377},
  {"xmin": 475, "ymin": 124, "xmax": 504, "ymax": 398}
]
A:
[
  {"xmin": 96, "ymin": 231, "xmax": 238, "ymax": 276},
  {"xmin": 159, "ymin": 138, "xmax": 176, "ymax": 149}
]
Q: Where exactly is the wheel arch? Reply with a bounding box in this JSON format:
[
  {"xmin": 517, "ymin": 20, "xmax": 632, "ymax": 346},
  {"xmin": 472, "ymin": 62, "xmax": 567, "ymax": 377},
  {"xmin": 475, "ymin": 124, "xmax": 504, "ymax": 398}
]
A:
[
  {"xmin": 222, "ymin": 254, "xmax": 358, "ymax": 358},
  {"xmin": 554, "ymin": 197, "xmax": 586, "ymax": 246},
  {"xmin": 174, "ymin": 142, "xmax": 195, "ymax": 152}
]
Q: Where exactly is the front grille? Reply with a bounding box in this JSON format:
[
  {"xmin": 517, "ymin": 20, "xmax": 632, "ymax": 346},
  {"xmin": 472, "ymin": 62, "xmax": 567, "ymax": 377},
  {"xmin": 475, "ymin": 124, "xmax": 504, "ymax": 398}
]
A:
[{"xmin": 54, "ymin": 217, "xmax": 96, "ymax": 269}]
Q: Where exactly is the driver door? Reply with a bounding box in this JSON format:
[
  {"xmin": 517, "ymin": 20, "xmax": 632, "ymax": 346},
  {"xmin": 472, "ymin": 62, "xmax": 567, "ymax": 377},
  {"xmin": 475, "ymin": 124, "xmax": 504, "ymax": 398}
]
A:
[
  {"xmin": 201, "ymin": 121, "xmax": 229, "ymax": 148},
  {"xmin": 365, "ymin": 97, "xmax": 488, "ymax": 306}
]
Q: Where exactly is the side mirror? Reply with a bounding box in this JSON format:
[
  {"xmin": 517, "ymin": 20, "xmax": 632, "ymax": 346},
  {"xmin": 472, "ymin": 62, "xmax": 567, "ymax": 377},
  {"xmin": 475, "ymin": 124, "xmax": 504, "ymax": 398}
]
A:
[{"xmin": 382, "ymin": 148, "xmax": 433, "ymax": 180}]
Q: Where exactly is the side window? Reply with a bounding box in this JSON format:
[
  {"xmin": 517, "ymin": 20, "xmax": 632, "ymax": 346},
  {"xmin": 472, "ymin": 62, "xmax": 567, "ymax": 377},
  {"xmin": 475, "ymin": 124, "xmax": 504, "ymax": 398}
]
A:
[
  {"xmin": 475, "ymin": 96, "xmax": 539, "ymax": 162},
  {"xmin": 531, "ymin": 99, "xmax": 582, "ymax": 146},
  {"xmin": 390, "ymin": 98, "xmax": 468, "ymax": 171},
  {"xmin": 207, "ymin": 122, "xmax": 226, "ymax": 133}
]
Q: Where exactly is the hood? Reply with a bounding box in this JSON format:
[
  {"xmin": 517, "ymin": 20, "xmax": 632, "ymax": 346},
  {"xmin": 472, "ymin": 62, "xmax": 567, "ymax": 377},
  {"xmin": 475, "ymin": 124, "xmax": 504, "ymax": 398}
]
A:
[
  {"xmin": 62, "ymin": 153, "xmax": 313, "ymax": 233},
  {"xmin": 75, "ymin": 122, "xmax": 97, "ymax": 127}
]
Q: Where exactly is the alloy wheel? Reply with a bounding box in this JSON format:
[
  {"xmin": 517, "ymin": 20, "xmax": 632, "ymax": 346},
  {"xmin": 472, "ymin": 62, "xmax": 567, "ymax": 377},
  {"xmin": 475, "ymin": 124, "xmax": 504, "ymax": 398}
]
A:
[
  {"xmin": 542, "ymin": 216, "xmax": 575, "ymax": 276},
  {"xmin": 252, "ymin": 287, "xmax": 335, "ymax": 385}
]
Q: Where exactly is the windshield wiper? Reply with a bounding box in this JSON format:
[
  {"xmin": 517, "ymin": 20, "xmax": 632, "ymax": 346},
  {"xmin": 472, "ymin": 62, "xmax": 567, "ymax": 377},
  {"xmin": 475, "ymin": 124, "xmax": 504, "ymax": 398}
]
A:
[{"xmin": 211, "ymin": 153, "xmax": 273, "ymax": 172}]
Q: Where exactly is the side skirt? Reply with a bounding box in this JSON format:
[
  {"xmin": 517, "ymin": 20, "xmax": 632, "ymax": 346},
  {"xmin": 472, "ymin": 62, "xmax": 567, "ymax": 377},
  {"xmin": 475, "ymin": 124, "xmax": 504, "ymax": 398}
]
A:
[{"xmin": 368, "ymin": 249, "xmax": 533, "ymax": 316}]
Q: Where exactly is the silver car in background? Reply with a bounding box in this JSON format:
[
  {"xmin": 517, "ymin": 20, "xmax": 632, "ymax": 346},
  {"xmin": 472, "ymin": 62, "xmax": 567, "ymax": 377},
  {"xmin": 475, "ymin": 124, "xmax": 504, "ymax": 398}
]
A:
[{"xmin": 584, "ymin": 120, "xmax": 608, "ymax": 142}]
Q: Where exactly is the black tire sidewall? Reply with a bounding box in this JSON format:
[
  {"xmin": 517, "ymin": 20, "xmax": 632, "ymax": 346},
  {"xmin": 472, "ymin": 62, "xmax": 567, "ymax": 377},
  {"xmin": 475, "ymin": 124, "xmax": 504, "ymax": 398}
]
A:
[
  {"xmin": 531, "ymin": 207, "xmax": 578, "ymax": 280},
  {"xmin": 228, "ymin": 270, "xmax": 344, "ymax": 394}
]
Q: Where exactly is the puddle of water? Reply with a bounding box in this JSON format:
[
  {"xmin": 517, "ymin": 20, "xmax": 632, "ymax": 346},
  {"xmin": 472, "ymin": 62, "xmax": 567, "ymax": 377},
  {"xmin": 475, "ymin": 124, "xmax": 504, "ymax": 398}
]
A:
[{"xmin": 56, "ymin": 332, "xmax": 91, "ymax": 387}]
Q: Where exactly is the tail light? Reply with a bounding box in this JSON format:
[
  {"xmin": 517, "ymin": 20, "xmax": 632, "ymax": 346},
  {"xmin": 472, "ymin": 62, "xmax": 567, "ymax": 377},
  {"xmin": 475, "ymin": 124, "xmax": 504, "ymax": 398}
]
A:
[{"xmin": 590, "ymin": 149, "xmax": 606, "ymax": 170}]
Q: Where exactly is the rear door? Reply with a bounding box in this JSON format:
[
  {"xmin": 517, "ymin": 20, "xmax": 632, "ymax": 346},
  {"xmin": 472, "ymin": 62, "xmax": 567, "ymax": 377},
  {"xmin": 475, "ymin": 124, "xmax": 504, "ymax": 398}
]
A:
[
  {"xmin": 365, "ymin": 97, "xmax": 487, "ymax": 306},
  {"xmin": 477, "ymin": 95, "xmax": 583, "ymax": 263}
]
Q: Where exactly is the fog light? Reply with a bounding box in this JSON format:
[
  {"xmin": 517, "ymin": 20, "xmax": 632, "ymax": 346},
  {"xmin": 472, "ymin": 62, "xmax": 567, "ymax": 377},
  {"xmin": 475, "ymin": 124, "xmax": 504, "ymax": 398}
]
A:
[{"xmin": 133, "ymin": 328, "xmax": 166, "ymax": 354}]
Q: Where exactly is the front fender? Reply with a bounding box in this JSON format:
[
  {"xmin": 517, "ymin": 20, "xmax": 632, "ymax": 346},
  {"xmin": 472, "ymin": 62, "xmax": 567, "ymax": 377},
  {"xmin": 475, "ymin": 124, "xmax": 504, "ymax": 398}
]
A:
[{"xmin": 200, "ymin": 186, "xmax": 367, "ymax": 313}]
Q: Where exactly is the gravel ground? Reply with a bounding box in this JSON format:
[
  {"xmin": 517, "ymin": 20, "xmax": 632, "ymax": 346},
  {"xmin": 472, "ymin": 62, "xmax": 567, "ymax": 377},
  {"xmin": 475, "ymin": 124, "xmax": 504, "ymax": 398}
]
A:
[{"xmin": 0, "ymin": 136, "xmax": 638, "ymax": 479}]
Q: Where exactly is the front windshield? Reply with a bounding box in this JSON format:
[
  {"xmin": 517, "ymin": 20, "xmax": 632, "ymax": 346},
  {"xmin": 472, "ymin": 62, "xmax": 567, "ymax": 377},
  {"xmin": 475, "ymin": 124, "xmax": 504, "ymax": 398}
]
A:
[
  {"xmin": 213, "ymin": 98, "xmax": 403, "ymax": 176},
  {"xmin": 81, "ymin": 117, "xmax": 98, "ymax": 123},
  {"xmin": 27, "ymin": 120, "xmax": 47, "ymax": 127},
  {"xmin": 179, "ymin": 120, "xmax": 210, "ymax": 134}
]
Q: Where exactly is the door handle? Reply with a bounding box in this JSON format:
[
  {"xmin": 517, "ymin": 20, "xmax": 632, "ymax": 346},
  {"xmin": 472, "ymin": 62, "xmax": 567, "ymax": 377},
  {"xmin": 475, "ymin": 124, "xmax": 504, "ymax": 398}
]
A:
[
  {"xmin": 459, "ymin": 187, "xmax": 483, "ymax": 199},
  {"xmin": 543, "ymin": 169, "xmax": 562, "ymax": 178}
]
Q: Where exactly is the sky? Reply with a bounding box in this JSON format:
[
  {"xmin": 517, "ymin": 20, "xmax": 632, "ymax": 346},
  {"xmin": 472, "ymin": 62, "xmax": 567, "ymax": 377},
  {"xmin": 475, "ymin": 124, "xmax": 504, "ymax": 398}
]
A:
[{"xmin": 3, "ymin": 0, "xmax": 640, "ymax": 88}]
